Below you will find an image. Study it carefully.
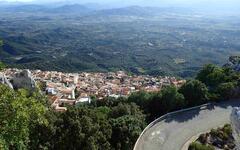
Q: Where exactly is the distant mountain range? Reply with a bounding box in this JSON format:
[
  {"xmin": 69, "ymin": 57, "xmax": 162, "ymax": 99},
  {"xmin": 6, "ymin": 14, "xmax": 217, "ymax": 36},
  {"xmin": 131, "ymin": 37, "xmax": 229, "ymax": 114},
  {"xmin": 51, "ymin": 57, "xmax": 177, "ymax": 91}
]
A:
[
  {"xmin": 0, "ymin": 4, "xmax": 194, "ymax": 16},
  {"xmin": 1, "ymin": 2, "xmax": 238, "ymax": 16},
  {"xmin": 0, "ymin": 4, "xmax": 91, "ymax": 14},
  {"xmin": 3, "ymin": 4, "xmax": 49, "ymax": 12},
  {"xmin": 1, "ymin": 0, "xmax": 240, "ymax": 14}
]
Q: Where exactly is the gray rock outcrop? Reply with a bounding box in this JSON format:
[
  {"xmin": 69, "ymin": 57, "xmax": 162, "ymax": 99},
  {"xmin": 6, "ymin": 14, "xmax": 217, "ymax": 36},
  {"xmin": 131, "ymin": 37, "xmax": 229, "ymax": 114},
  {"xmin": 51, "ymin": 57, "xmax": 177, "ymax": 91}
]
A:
[
  {"xmin": 12, "ymin": 69, "xmax": 36, "ymax": 91},
  {"xmin": 224, "ymin": 56, "xmax": 240, "ymax": 72},
  {"xmin": 0, "ymin": 73, "xmax": 13, "ymax": 89}
]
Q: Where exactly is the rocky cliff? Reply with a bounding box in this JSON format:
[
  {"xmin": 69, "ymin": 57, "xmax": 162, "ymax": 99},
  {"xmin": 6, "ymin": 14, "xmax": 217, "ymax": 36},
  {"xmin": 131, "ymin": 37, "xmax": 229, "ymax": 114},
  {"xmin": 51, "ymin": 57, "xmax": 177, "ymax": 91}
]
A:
[{"xmin": 224, "ymin": 56, "xmax": 240, "ymax": 71}]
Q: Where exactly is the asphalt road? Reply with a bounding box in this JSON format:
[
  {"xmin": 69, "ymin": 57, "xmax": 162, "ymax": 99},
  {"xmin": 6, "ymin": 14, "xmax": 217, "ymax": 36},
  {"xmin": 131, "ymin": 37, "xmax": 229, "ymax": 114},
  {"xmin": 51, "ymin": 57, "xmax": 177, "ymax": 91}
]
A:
[{"xmin": 134, "ymin": 100, "xmax": 240, "ymax": 150}]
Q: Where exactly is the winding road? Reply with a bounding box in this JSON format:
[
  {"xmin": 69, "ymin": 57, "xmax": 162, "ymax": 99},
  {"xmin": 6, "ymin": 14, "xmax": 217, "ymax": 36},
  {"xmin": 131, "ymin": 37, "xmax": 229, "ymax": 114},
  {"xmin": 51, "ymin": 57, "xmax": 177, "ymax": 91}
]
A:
[{"xmin": 134, "ymin": 100, "xmax": 240, "ymax": 150}]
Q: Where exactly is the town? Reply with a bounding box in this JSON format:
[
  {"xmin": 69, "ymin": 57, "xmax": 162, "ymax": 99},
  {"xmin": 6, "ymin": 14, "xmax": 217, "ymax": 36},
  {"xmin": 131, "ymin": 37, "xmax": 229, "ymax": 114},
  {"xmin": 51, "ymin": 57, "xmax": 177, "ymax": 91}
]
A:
[{"xmin": 1, "ymin": 68, "xmax": 186, "ymax": 111}]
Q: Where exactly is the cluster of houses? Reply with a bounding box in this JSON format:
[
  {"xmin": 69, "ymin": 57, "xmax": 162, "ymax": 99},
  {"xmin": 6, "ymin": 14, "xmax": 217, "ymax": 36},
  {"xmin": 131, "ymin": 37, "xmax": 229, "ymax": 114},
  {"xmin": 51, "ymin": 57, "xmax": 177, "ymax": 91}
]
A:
[{"xmin": 1, "ymin": 68, "xmax": 186, "ymax": 112}]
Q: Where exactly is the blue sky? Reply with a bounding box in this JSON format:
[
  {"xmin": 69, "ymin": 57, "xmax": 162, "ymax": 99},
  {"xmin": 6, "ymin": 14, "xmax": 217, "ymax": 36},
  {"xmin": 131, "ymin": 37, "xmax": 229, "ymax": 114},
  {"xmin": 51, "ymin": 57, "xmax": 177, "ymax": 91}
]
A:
[{"xmin": 0, "ymin": 0, "xmax": 239, "ymax": 3}]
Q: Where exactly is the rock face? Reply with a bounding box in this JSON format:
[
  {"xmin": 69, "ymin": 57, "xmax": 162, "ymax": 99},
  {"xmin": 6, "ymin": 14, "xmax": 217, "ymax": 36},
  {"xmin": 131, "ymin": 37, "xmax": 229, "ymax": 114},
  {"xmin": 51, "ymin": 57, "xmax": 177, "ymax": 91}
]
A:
[
  {"xmin": 231, "ymin": 107, "xmax": 240, "ymax": 150},
  {"xmin": 224, "ymin": 56, "xmax": 240, "ymax": 71},
  {"xmin": 12, "ymin": 69, "xmax": 36, "ymax": 91},
  {"xmin": 0, "ymin": 73, "xmax": 13, "ymax": 89}
]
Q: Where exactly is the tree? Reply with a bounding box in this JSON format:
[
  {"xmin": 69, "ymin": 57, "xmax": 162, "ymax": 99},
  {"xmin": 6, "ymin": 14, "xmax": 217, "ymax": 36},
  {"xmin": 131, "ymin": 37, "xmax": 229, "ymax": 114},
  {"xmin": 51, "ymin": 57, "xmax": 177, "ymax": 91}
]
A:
[
  {"xmin": 0, "ymin": 84, "xmax": 48, "ymax": 149},
  {"xmin": 98, "ymin": 102, "xmax": 146, "ymax": 150},
  {"xmin": 95, "ymin": 96, "xmax": 127, "ymax": 107},
  {"xmin": 29, "ymin": 101, "xmax": 147, "ymax": 150},
  {"xmin": 128, "ymin": 91, "xmax": 152, "ymax": 112},
  {"xmin": 109, "ymin": 103, "xmax": 146, "ymax": 149},
  {"xmin": 148, "ymin": 86, "xmax": 185, "ymax": 119},
  {"xmin": 110, "ymin": 103, "xmax": 145, "ymax": 119},
  {"xmin": 179, "ymin": 80, "xmax": 209, "ymax": 107},
  {"xmin": 28, "ymin": 109, "xmax": 57, "ymax": 150},
  {"xmin": 215, "ymin": 82, "xmax": 236, "ymax": 100},
  {"xmin": 197, "ymin": 64, "xmax": 226, "ymax": 87},
  {"xmin": 110, "ymin": 115, "xmax": 146, "ymax": 150},
  {"xmin": 52, "ymin": 107, "xmax": 112, "ymax": 150}
]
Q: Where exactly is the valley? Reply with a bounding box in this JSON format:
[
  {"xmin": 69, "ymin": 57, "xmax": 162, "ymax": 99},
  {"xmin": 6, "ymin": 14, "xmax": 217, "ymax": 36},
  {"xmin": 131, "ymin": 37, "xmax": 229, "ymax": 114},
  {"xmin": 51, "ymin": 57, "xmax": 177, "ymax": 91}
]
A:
[{"xmin": 0, "ymin": 5, "xmax": 240, "ymax": 77}]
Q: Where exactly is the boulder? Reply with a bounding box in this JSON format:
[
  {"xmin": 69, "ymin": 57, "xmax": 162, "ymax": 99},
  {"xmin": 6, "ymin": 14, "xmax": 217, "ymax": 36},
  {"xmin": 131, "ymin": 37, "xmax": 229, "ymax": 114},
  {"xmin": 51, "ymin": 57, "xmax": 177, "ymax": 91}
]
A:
[{"xmin": 11, "ymin": 69, "xmax": 36, "ymax": 91}]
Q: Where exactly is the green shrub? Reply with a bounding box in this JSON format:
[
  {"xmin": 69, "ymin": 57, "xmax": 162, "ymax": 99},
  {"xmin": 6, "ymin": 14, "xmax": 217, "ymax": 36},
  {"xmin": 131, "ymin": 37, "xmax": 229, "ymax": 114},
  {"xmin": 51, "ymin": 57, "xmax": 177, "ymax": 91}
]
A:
[
  {"xmin": 223, "ymin": 124, "xmax": 232, "ymax": 136},
  {"xmin": 189, "ymin": 142, "xmax": 214, "ymax": 150}
]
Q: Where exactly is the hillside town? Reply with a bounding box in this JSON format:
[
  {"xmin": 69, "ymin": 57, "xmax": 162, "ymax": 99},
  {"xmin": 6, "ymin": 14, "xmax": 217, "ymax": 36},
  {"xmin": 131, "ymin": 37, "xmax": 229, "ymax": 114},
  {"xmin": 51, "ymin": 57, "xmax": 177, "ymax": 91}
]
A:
[{"xmin": 1, "ymin": 68, "xmax": 186, "ymax": 111}]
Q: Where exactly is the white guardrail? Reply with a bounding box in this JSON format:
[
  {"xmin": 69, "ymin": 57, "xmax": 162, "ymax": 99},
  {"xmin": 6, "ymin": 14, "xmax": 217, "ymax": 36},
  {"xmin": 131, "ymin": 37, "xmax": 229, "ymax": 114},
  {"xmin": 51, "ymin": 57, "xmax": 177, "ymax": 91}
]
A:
[{"xmin": 133, "ymin": 103, "xmax": 213, "ymax": 150}]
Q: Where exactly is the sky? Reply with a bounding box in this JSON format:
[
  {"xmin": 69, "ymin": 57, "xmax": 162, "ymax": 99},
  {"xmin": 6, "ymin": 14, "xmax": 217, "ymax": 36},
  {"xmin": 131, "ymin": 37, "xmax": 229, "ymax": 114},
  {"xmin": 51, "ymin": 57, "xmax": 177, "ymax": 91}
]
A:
[{"xmin": 0, "ymin": 0, "xmax": 239, "ymax": 3}]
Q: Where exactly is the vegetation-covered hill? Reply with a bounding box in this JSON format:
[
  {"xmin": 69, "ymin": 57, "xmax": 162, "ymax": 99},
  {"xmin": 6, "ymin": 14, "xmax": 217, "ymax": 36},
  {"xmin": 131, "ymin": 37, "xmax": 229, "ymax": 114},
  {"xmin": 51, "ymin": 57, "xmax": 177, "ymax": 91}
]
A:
[{"xmin": 0, "ymin": 6, "xmax": 240, "ymax": 77}]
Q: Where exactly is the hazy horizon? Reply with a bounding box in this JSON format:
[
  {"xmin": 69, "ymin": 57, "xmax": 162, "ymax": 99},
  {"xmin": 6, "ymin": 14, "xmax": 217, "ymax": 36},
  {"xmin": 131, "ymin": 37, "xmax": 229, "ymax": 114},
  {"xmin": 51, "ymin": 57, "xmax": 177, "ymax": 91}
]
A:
[{"xmin": 1, "ymin": 0, "xmax": 240, "ymax": 8}]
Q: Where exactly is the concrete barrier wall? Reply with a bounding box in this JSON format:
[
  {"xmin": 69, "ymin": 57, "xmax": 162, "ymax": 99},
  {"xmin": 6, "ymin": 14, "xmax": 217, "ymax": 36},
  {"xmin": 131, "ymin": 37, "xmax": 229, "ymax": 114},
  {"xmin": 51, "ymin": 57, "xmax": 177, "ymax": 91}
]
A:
[{"xmin": 133, "ymin": 103, "xmax": 213, "ymax": 150}]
